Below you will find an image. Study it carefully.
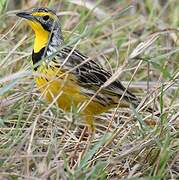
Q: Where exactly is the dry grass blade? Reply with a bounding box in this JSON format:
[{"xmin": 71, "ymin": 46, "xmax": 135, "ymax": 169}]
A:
[
  {"xmin": 129, "ymin": 33, "xmax": 159, "ymax": 59},
  {"xmin": 0, "ymin": 70, "xmax": 30, "ymax": 84},
  {"xmin": 1, "ymin": 35, "xmax": 27, "ymax": 67},
  {"xmin": 129, "ymin": 28, "xmax": 179, "ymax": 59},
  {"xmin": 68, "ymin": 0, "xmax": 107, "ymax": 19},
  {"xmin": 0, "ymin": 1, "xmax": 179, "ymax": 179}
]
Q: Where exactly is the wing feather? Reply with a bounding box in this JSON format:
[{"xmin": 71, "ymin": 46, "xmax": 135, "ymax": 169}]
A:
[{"xmin": 54, "ymin": 47, "xmax": 139, "ymax": 106}]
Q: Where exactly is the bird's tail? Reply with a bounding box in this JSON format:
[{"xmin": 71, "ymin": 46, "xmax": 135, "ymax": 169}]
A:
[{"xmin": 124, "ymin": 90, "xmax": 160, "ymax": 116}]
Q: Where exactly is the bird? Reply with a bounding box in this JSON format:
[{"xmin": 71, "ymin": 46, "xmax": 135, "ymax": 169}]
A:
[{"xmin": 16, "ymin": 7, "xmax": 152, "ymax": 130}]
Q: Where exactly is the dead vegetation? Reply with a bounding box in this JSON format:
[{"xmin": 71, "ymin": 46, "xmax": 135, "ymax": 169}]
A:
[{"xmin": 0, "ymin": 0, "xmax": 179, "ymax": 179}]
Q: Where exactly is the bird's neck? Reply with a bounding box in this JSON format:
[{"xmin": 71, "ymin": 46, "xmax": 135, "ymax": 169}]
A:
[
  {"xmin": 33, "ymin": 30, "xmax": 49, "ymax": 53},
  {"xmin": 32, "ymin": 29, "xmax": 64, "ymax": 70}
]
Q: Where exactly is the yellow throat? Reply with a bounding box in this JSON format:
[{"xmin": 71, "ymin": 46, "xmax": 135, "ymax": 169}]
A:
[{"xmin": 27, "ymin": 20, "xmax": 49, "ymax": 53}]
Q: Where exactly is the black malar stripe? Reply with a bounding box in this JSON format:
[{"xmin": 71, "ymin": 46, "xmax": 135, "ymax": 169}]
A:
[{"xmin": 32, "ymin": 47, "xmax": 46, "ymax": 71}]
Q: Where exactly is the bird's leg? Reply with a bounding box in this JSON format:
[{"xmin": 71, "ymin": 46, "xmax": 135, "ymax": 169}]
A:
[
  {"xmin": 80, "ymin": 116, "xmax": 95, "ymax": 157},
  {"xmin": 70, "ymin": 116, "xmax": 95, "ymax": 169},
  {"xmin": 70, "ymin": 125, "xmax": 88, "ymax": 169},
  {"xmin": 75, "ymin": 115, "xmax": 94, "ymax": 145},
  {"xmin": 85, "ymin": 115, "xmax": 95, "ymax": 133}
]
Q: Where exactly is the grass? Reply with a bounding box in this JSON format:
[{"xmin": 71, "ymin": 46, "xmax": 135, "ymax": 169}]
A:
[{"xmin": 0, "ymin": 0, "xmax": 179, "ymax": 179}]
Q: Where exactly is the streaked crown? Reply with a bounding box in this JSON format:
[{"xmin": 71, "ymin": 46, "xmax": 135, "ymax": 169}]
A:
[{"xmin": 16, "ymin": 7, "xmax": 61, "ymax": 32}]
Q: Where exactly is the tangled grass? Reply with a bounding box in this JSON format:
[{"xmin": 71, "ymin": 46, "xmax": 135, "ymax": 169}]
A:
[{"xmin": 0, "ymin": 0, "xmax": 179, "ymax": 179}]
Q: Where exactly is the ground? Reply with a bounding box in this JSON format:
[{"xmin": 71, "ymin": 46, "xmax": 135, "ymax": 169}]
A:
[{"xmin": 0, "ymin": 0, "xmax": 179, "ymax": 179}]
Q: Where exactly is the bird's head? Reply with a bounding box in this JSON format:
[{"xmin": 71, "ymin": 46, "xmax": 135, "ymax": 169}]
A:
[
  {"xmin": 16, "ymin": 7, "xmax": 63, "ymax": 53},
  {"xmin": 16, "ymin": 7, "xmax": 60, "ymax": 34}
]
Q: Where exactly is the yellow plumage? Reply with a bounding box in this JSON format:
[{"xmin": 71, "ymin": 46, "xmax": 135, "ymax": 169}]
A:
[
  {"xmin": 16, "ymin": 7, "xmax": 142, "ymax": 129},
  {"xmin": 35, "ymin": 65, "xmax": 112, "ymax": 128}
]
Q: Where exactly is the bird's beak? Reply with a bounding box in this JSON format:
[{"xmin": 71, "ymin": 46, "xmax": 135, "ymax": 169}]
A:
[{"xmin": 16, "ymin": 11, "xmax": 35, "ymax": 21}]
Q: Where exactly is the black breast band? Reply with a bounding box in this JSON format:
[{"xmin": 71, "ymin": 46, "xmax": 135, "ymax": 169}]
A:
[{"xmin": 32, "ymin": 47, "xmax": 46, "ymax": 70}]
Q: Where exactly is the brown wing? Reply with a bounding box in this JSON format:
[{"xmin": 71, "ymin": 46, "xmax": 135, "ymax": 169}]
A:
[{"xmin": 54, "ymin": 47, "xmax": 140, "ymax": 107}]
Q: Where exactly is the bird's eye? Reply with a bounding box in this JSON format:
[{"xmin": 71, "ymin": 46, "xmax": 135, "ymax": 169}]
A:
[{"xmin": 43, "ymin": 15, "xmax": 49, "ymax": 21}]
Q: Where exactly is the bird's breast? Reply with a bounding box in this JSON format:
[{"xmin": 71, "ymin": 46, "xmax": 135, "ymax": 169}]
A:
[
  {"xmin": 34, "ymin": 63, "xmax": 118, "ymax": 115},
  {"xmin": 34, "ymin": 64, "xmax": 88, "ymax": 111}
]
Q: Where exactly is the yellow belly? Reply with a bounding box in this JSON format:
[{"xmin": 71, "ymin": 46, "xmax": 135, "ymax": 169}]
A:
[{"xmin": 34, "ymin": 67, "xmax": 111, "ymax": 117}]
